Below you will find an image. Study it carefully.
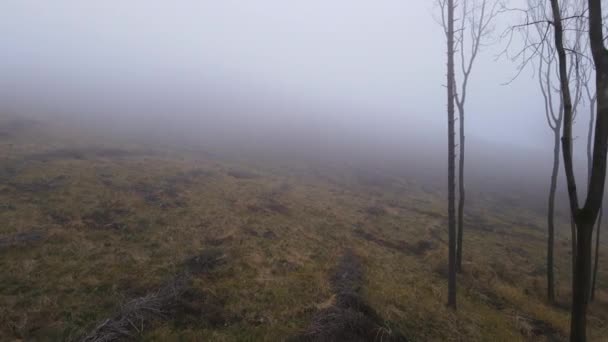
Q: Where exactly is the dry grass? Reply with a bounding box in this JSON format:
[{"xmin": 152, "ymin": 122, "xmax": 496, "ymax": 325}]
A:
[{"xmin": 0, "ymin": 118, "xmax": 606, "ymax": 341}]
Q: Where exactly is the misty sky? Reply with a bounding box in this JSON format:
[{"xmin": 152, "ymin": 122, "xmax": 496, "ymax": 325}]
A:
[{"xmin": 0, "ymin": 0, "xmax": 582, "ymax": 152}]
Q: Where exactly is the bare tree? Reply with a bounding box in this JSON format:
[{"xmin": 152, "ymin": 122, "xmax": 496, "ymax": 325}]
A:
[
  {"xmin": 453, "ymin": 0, "xmax": 502, "ymax": 273},
  {"xmin": 582, "ymin": 57, "xmax": 603, "ymax": 302},
  {"xmin": 437, "ymin": 0, "xmax": 501, "ymax": 309},
  {"xmin": 590, "ymin": 200, "xmax": 602, "ymax": 301},
  {"xmin": 548, "ymin": 0, "xmax": 608, "ymax": 339},
  {"xmin": 527, "ymin": 0, "xmax": 585, "ymax": 304},
  {"xmin": 507, "ymin": 0, "xmax": 604, "ymax": 338},
  {"xmin": 438, "ymin": 0, "xmax": 458, "ymax": 310},
  {"xmin": 536, "ymin": 33, "xmax": 563, "ymax": 304}
]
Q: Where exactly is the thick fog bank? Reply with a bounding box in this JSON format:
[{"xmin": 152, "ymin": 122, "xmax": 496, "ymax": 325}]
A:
[{"xmin": 2, "ymin": 102, "xmax": 581, "ymax": 212}]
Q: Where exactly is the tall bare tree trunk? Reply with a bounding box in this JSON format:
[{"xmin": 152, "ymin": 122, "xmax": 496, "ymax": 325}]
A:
[
  {"xmin": 587, "ymin": 88, "xmax": 602, "ymax": 302},
  {"xmin": 446, "ymin": 0, "xmax": 457, "ymax": 310},
  {"xmin": 588, "ymin": 91, "xmax": 596, "ymax": 184},
  {"xmin": 591, "ymin": 208, "xmax": 602, "ymax": 300},
  {"xmin": 571, "ymin": 223, "xmax": 594, "ymax": 340},
  {"xmin": 440, "ymin": 0, "xmax": 496, "ymax": 279},
  {"xmin": 457, "ymin": 104, "xmax": 465, "ymax": 273},
  {"xmin": 547, "ymin": 127, "xmax": 560, "ymax": 303},
  {"xmin": 571, "ymin": 217, "xmax": 577, "ymax": 275}
]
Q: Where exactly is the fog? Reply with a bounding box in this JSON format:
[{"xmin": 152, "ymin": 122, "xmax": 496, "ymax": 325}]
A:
[{"xmin": 0, "ymin": 1, "xmax": 594, "ymax": 206}]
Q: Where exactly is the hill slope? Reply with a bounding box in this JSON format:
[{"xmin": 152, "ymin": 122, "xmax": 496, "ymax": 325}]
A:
[{"xmin": 0, "ymin": 117, "xmax": 606, "ymax": 341}]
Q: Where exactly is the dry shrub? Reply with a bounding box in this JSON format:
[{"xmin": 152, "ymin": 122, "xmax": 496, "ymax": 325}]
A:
[
  {"xmin": 80, "ymin": 275, "xmax": 188, "ymax": 342},
  {"xmin": 81, "ymin": 249, "xmax": 227, "ymax": 342}
]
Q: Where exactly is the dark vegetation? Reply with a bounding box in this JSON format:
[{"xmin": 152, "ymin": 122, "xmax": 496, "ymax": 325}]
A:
[
  {"xmin": 247, "ymin": 198, "xmax": 290, "ymax": 216},
  {"xmin": 226, "ymin": 169, "xmax": 259, "ymax": 179},
  {"xmin": 82, "ymin": 201, "xmax": 131, "ymax": 230},
  {"xmin": 354, "ymin": 228, "xmax": 436, "ymax": 256},
  {"xmin": 294, "ymin": 250, "xmax": 408, "ymax": 342},
  {"xmin": 8, "ymin": 175, "xmax": 69, "ymax": 193},
  {"xmin": 0, "ymin": 230, "xmax": 46, "ymax": 249}
]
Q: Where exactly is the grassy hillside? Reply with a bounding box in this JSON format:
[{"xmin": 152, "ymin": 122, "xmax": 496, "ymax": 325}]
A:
[{"xmin": 0, "ymin": 117, "xmax": 606, "ymax": 341}]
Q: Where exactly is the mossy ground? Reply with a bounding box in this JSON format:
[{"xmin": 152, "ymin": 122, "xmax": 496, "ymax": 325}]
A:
[{"xmin": 0, "ymin": 118, "xmax": 606, "ymax": 341}]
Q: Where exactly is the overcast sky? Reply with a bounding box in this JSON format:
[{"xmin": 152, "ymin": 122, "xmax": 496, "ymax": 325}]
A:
[{"xmin": 0, "ymin": 0, "xmax": 580, "ymax": 152}]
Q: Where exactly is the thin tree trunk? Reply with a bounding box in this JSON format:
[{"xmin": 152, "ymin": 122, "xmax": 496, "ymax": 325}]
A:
[
  {"xmin": 456, "ymin": 104, "xmax": 465, "ymax": 273},
  {"xmin": 446, "ymin": 0, "xmax": 457, "ymax": 310},
  {"xmin": 587, "ymin": 94, "xmax": 595, "ymax": 184},
  {"xmin": 586, "ymin": 77, "xmax": 599, "ymax": 303},
  {"xmin": 547, "ymin": 127, "xmax": 560, "ymax": 303},
  {"xmin": 572, "ymin": 217, "xmax": 577, "ymax": 275},
  {"xmin": 570, "ymin": 222, "xmax": 594, "ymax": 341},
  {"xmin": 591, "ymin": 207, "xmax": 602, "ymax": 300}
]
